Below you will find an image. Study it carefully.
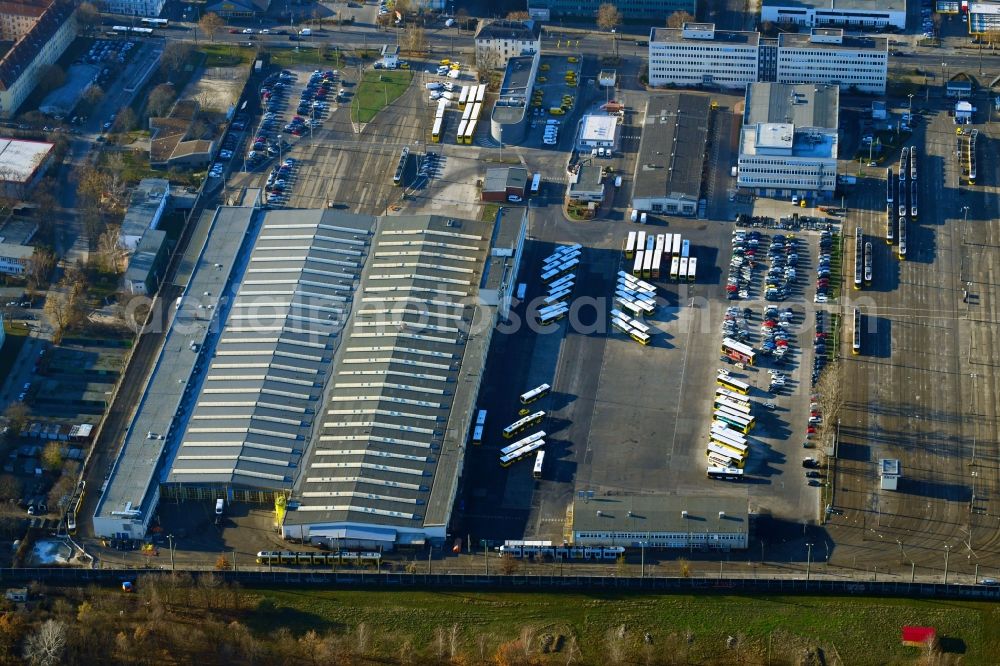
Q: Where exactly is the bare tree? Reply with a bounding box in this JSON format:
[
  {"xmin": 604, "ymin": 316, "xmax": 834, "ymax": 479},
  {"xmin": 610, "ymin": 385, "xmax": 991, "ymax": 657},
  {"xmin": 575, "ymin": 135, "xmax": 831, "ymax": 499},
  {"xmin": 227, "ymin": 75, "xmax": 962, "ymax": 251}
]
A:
[
  {"xmin": 23, "ymin": 619, "xmax": 67, "ymax": 666},
  {"xmin": 97, "ymin": 225, "xmax": 122, "ymax": 274},
  {"xmin": 507, "ymin": 11, "xmax": 530, "ymax": 20},
  {"xmin": 112, "ymin": 108, "xmax": 137, "ymax": 134},
  {"xmin": 455, "ymin": 8, "xmax": 472, "ymax": 33},
  {"xmin": 596, "ymin": 3, "xmax": 623, "ymax": 32},
  {"xmin": 0, "ymin": 475, "xmax": 22, "ymax": 501},
  {"xmin": 82, "ymin": 84, "xmax": 104, "ymax": 109},
  {"xmin": 76, "ymin": 2, "xmax": 101, "ymax": 35},
  {"xmin": 41, "ymin": 441, "xmax": 63, "ymax": 472},
  {"xmin": 159, "ymin": 42, "xmax": 193, "ymax": 81},
  {"xmin": 199, "ymin": 13, "xmax": 225, "ymax": 43},
  {"xmin": 474, "ymin": 47, "xmax": 501, "ymax": 73},
  {"xmin": 4, "ymin": 402, "xmax": 29, "ymax": 434},
  {"xmin": 146, "ymin": 83, "xmax": 177, "ymax": 119},
  {"xmin": 402, "ymin": 26, "xmax": 426, "ymax": 53},
  {"xmin": 25, "ymin": 248, "xmax": 56, "ymax": 290},
  {"xmin": 667, "ymin": 10, "xmax": 695, "ymax": 28}
]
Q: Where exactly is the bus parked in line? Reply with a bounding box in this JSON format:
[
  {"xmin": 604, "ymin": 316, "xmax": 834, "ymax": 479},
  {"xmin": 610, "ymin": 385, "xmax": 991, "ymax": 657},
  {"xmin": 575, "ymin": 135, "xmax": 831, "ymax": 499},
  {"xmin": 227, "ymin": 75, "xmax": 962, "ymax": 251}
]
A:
[
  {"xmin": 530, "ymin": 173, "xmax": 541, "ymax": 195},
  {"xmin": 533, "ymin": 450, "xmax": 545, "ymax": 478},
  {"xmin": 707, "ymin": 466, "xmax": 745, "ymax": 481},
  {"xmin": 472, "ymin": 409, "xmax": 487, "ymax": 444},
  {"xmin": 717, "ymin": 374, "xmax": 751, "ymax": 395},
  {"xmin": 502, "ymin": 411, "xmax": 546, "ymax": 438},
  {"xmin": 520, "ymin": 384, "xmax": 551, "ymax": 404}
]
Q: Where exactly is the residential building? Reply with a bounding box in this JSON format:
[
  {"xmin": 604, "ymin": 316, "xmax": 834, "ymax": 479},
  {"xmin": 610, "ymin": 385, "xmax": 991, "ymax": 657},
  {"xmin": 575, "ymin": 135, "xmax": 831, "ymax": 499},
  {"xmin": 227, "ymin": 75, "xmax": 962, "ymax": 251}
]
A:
[
  {"xmin": 121, "ymin": 179, "xmax": 170, "ymax": 251},
  {"xmin": 648, "ymin": 24, "xmax": 760, "ymax": 90},
  {"xmin": 0, "ymin": 0, "xmax": 76, "ymax": 118},
  {"xmin": 648, "ymin": 24, "xmax": 886, "ymax": 94},
  {"xmin": 101, "ymin": 0, "xmax": 166, "ymax": 18},
  {"xmin": 149, "ymin": 100, "xmax": 218, "ymax": 169},
  {"xmin": 761, "ymin": 0, "xmax": 906, "ymax": 29},
  {"xmin": 0, "ymin": 137, "xmax": 53, "ymax": 197},
  {"xmin": 572, "ymin": 495, "xmax": 749, "ymax": 550},
  {"xmin": 775, "ymin": 29, "xmax": 887, "ymax": 95},
  {"xmin": 577, "ymin": 114, "xmax": 620, "ymax": 152},
  {"xmin": 0, "ymin": 242, "xmax": 33, "ymax": 275},
  {"xmin": 568, "ymin": 165, "xmax": 605, "ymax": 202},
  {"xmin": 379, "ymin": 44, "xmax": 399, "ymax": 69},
  {"xmin": 203, "ymin": 0, "xmax": 271, "ymax": 19},
  {"xmin": 475, "ymin": 19, "xmax": 541, "ymax": 69},
  {"xmin": 94, "ymin": 205, "xmax": 528, "ymax": 551},
  {"xmin": 631, "ymin": 94, "xmax": 708, "ymax": 216},
  {"xmin": 737, "ymin": 82, "xmax": 840, "ymax": 199},
  {"xmin": 481, "ymin": 166, "xmax": 528, "ymax": 202},
  {"xmin": 123, "ymin": 229, "xmax": 167, "ymax": 295},
  {"xmin": 531, "ymin": 0, "xmax": 694, "ymax": 19}
]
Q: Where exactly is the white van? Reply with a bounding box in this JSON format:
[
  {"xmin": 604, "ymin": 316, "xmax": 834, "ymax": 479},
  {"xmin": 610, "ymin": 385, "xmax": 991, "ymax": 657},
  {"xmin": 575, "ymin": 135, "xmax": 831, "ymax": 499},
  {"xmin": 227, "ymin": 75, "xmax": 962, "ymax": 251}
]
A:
[
  {"xmin": 630, "ymin": 209, "xmax": 638, "ymax": 223},
  {"xmin": 299, "ymin": 28, "xmax": 312, "ymax": 36},
  {"xmin": 614, "ymin": 176, "xmax": 622, "ymax": 188},
  {"xmin": 445, "ymin": 18, "xmax": 455, "ymax": 27},
  {"xmin": 215, "ymin": 498, "xmax": 224, "ymax": 515},
  {"xmin": 640, "ymin": 212, "xmax": 648, "ymax": 224}
]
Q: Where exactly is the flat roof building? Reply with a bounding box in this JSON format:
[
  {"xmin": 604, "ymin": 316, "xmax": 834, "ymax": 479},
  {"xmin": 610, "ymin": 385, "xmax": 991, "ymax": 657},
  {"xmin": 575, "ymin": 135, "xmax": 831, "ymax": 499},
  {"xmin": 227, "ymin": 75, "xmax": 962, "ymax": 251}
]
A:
[
  {"xmin": 577, "ymin": 114, "xmax": 620, "ymax": 151},
  {"xmin": 572, "ymin": 494, "xmax": 749, "ymax": 550},
  {"xmin": 738, "ymin": 83, "xmax": 840, "ymax": 199},
  {"xmin": 631, "ymin": 94, "xmax": 708, "ymax": 217},
  {"xmin": 648, "ymin": 24, "xmax": 760, "ymax": 90},
  {"xmin": 96, "ymin": 204, "xmax": 528, "ymax": 550},
  {"xmin": 121, "ymin": 179, "xmax": 170, "ymax": 251},
  {"xmin": 568, "ymin": 165, "xmax": 605, "ymax": 203},
  {"xmin": 489, "ymin": 54, "xmax": 538, "ymax": 144},
  {"xmin": 776, "ymin": 29, "xmax": 887, "ymax": 94},
  {"xmin": 532, "ymin": 0, "xmax": 694, "ymax": 19},
  {"xmin": 969, "ymin": 3, "xmax": 1000, "ymax": 34},
  {"xmin": 761, "ymin": 0, "xmax": 906, "ymax": 30},
  {"xmin": 123, "ymin": 228, "xmax": 168, "ymax": 295},
  {"xmin": 482, "ymin": 166, "xmax": 529, "ymax": 202},
  {"xmin": 0, "ymin": 137, "xmax": 53, "ymax": 197}
]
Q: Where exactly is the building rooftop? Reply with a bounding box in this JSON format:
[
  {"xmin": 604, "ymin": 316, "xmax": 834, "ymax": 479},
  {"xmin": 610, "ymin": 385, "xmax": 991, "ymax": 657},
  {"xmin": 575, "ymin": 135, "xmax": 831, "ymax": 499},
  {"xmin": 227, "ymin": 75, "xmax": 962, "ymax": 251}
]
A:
[
  {"xmin": 0, "ymin": 242, "xmax": 33, "ymax": 259},
  {"xmin": 761, "ymin": 0, "xmax": 905, "ymax": 11},
  {"xmin": 94, "ymin": 206, "xmax": 257, "ymax": 536},
  {"xmin": 880, "ymin": 458, "xmax": 901, "ymax": 476},
  {"xmin": 124, "ymin": 229, "xmax": 166, "ymax": 283},
  {"xmin": 573, "ymin": 494, "xmax": 749, "ymax": 536},
  {"xmin": 483, "ymin": 166, "xmax": 528, "ymax": 193},
  {"xmin": 650, "ymin": 25, "xmax": 760, "ymax": 46},
  {"xmin": 633, "ymin": 94, "xmax": 709, "ymax": 204},
  {"xmin": 122, "ymin": 179, "xmax": 170, "ymax": 241},
  {"xmin": 970, "ymin": 2, "xmax": 1000, "ymax": 13},
  {"xmin": 778, "ymin": 30, "xmax": 887, "ymax": 51},
  {"xmin": 283, "ymin": 214, "xmax": 494, "ymax": 535},
  {"xmin": 0, "ymin": 138, "xmax": 53, "ymax": 184},
  {"xmin": 166, "ymin": 209, "xmax": 375, "ymax": 489},
  {"xmin": 480, "ymin": 207, "xmax": 525, "ymax": 295},
  {"xmin": 745, "ymin": 82, "xmax": 839, "ymax": 131},
  {"xmin": 475, "ymin": 18, "xmax": 541, "ymax": 43},
  {"xmin": 571, "ymin": 165, "xmax": 604, "ymax": 193},
  {"xmin": 493, "ymin": 55, "xmax": 535, "ymax": 124},
  {"xmin": 0, "ymin": 0, "xmax": 73, "ymax": 92},
  {"xmin": 580, "ymin": 114, "xmax": 618, "ymax": 143},
  {"xmin": 0, "ymin": 217, "xmax": 37, "ymax": 245}
]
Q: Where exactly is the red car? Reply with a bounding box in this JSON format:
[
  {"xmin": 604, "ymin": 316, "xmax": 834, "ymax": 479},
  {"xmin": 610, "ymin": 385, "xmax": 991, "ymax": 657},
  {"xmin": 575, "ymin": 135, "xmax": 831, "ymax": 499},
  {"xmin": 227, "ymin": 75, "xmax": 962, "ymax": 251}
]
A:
[
  {"xmin": 807, "ymin": 425, "xmax": 817, "ymax": 435},
  {"xmin": 229, "ymin": 28, "xmax": 240, "ymax": 33}
]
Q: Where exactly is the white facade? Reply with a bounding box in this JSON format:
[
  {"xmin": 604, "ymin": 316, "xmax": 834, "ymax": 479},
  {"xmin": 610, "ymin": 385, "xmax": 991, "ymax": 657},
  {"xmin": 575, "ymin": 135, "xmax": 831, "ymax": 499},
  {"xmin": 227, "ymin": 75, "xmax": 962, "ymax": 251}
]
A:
[
  {"xmin": 0, "ymin": 244, "xmax": 33, "ymax": 275},
  {"xmin": 648, "ymin": 24, "xmax": 759, "ymax": 90},
  {"xmin": 474, "ymin": 20, "xmax": 541, "ymax": 69},
  {"xmin": 101, "ymin": 0, "xmax": 166, "ymax": 17},
  {"xmin": 649, "ymin": 24, "xmax": 886, "ymax": 94},
  {"xmin": 577, "ymin": 114, "xmax": 619, "ymax": 150},
  {"xmin": 776, "ymin": 30, "xmax": 887, "ymax": 94},
  {"xmin": 761, "ymin": 0, "xmax": 906, "ymax": 29},
  {"xmin": 0, "ymin": 6, "xmax": 76, "ymax": 119}
]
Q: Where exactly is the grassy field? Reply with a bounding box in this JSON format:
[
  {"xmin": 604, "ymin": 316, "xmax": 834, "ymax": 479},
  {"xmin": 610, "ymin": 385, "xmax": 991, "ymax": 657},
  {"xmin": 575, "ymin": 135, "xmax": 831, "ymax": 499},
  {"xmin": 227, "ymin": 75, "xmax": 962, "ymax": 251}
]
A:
[
  {"xmin": 480, "ymin": 202, "xmax": 500, "ymax": 222},
  {"xmin": 351, "ymin": 70, "xmax": 413, "ymax": 124},
  {"xmin": 199, "ymin": 43, "xmax": 255, "ymax": 67},
  {"xmin": 247, "ymin": 588, "xmax": 1000, "ymax": 664}
]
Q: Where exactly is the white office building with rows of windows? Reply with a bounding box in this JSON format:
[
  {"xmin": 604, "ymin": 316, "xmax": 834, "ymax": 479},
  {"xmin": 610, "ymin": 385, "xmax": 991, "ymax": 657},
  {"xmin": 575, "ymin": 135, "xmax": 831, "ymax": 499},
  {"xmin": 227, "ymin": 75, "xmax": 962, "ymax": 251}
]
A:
[
  {"xmin": 761, "ymin": 0, "xmax": 906, "ymax": 29},
  {"xmin": 649, "ymin": 24, "xmax": 886, "ymax": 94},
  {"xmin": 737, "ymin": 82, "xmax": 840, "ymax": 199}
]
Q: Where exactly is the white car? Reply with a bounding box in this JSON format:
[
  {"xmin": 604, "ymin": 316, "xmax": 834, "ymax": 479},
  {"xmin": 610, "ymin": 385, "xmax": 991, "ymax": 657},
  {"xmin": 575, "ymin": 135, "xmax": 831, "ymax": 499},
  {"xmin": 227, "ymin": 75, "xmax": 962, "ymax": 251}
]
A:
[
  {"xmin": 242, "ymin": 28, "xmax": 253, "ymax": 34},
  {"xmin": 813, "ymin": 294, "xmax": 828, "ymax": 304}
]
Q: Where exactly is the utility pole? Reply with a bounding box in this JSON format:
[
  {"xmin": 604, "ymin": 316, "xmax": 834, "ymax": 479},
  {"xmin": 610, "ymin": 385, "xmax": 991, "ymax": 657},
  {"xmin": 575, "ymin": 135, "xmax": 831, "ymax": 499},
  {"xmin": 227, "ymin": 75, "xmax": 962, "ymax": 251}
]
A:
[
  {"xmin": 167, "ymin": 534, "xmax": 175, "ymax": 571},
  {"xmin": 806, "ymin": 543, "xmax": 813, "ymax": 581},
  {"xmin": 944, "ymin": 545, "xmax": 951, "ymax": 584}
]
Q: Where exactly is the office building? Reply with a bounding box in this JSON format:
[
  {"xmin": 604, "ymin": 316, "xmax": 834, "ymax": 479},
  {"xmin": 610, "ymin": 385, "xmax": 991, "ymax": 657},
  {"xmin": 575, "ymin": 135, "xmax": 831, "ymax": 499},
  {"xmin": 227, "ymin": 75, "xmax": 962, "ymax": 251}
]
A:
[
  {"xmin": 737, "ymin": 83, "xmax": 840, "ymax": 199},
  {"xmin": 969, "ymin": 3, "xmax": 1000, "ymax": 34},
  {"xmin": 648, "ymin": 24, "xmax": 760, "ymax": 90},
  {"xmin": 648, "ymin": 24, "xmax": 886, "ymax": 94},
  {"xmin": 631, "ymin": 94, "xmax": 708, "ymax": 216},
  {"xmin": 572, "ymin": 495, "xmax": 749, "ymax": 550},
  {"xmin": 532, "ymin": 0, "xmax": 694, "ymax": 19},
  {"xmin": 474, "ymin": 19, "xmax": 541, "ymax": 68},
  {"xmin": 0, "ymin": 0, "xmax": 76, "ymax": 118},
  {"xmin": 101, "ymin": 0, "xmax": 166, "ymax": 18},
  {"xmin": 761, "ymin": 0, "xmax": 906, "ymax": 29}
]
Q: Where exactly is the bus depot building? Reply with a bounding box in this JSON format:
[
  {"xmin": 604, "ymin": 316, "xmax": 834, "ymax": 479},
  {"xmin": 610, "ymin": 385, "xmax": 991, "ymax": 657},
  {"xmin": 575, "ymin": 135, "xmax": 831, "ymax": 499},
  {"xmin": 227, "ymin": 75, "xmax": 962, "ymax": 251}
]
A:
[
  {"xmin": 572, "ymin": 495, "xmax": 749, "ymax": 550},
  {"xmin": 93, "ymin": 204, "xmax": 527, "ymax": 551}
]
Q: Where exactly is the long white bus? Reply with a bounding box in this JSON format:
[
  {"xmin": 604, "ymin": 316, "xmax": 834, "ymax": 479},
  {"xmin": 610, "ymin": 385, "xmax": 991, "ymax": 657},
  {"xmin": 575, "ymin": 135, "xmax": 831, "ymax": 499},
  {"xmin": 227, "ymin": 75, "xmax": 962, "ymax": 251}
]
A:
[
  {"xmin": 632, "ymin": 250, "xmax": 644, "ymax": 277},
  {"xmin": 624, "ymin": 231, "xmax": 637, "ymax": 259},
  {"xmin": 650, "ymin": 251, "xmax": 663, "ymax": 279},
  {"xmin": 533, "ymin": 450, "xmax": 545, "ymax": 478},
  {"xmin": 715, "ymin": 397, "xmax": 751, "ymax": 415},
  {"xmin": 686, "ymin": 257, "xmax": 697, "ymax": 281},
  {"xmin": 710, "ymin": 435, "xmax": 749, "ymax": 458},
  {"xmin": 708, "ymin": 442, "xmax": 745, "ymax": 463},
  {"xmin": 544, "ymin": 288, "xmax": 572, "ymax": 307},
  {"xmin": 710, "ymin": 423, "xmax": 748, "ymax": 447},
  {"xmin": 549, "ymin": 273, "xmax": 574, "ymax": 290},
  {"xmin": 669, "ymin": 256, "xmax": 680, "ymax": 280},
  {"xmin": 716, "ymin": 387, "xmax": 751, "ymax": 404},
  {"xmin": 472, "ymin": 409, "xmax": 487, "ymax": 444},
  {"xmin": 458, "ymin": 85, "xmax": 470, "ymax": 108},
  {"xmin": 707, "ymin": 466, "xmax": 745, "ymax": 481},
  {"xmin": 618, "ymin": 272, "xmax": 656, "ymax": 294},
  {"xmin": 716, "ymin": 404, "xmax": 755, "ymax": 425},
  {"xmin": 655, "ymin": 233, "xmax": 666, "ymax": 257},
  {"xmin": 615, "ymin": 297, "xmax": 643, "ymax": 319},
  {"xmin": 671, "ymin": 234, "xmax": 682, "ymax": 256},
  {"xmin": 502, "ymin": 411, "xmax": 545, "ymax": 438},
  {"xmin": 616, "ymin": 286, "xmax": 655, "ymax": 309},
  {"xmin": 500, "ymin": 439, "xmax": 545, "ymax": 466},
  {"xmin": 679, "ymin": 257, "xmax": 689, "ymax": 281},
  {"xmin": 538, "ymin": 304, "xmax": 569, "ymax": 325},
  {"xmin": 500, "ymin": 430, "xmax": 546, "ymax": 456},
  {"xmin": 715, "ymin": 411, "xmax": 754, "ymax": 434},
  {"xmin": 520, "ymin": 384, "xmax": 551, "ymax": 404}
]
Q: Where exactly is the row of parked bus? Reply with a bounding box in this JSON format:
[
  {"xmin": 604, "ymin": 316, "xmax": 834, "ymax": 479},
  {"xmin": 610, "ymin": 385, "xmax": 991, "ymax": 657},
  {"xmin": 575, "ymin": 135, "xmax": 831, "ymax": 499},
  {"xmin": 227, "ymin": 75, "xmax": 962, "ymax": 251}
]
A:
[
  {"xmin": 888, "ymin": 147, "xmax": 917, "ymax": 259},
  {"xmin": 456, "ymin": 85, "xmax": 487, "ymax": 144},
  {"xmin": 706, "ymin": 369, "xmax": 751, "ymax": 481},
  {"xmin": 625, "ymin": 231, "xmax": 694, "ymax": 281},
  {"xmin": 853, "ymin": 226, "xmax": 873, "ymax": 289},
  {"xmin": 499, "ymin": 541, "xmax": 626, "ymax": 560},
  {"xmin": 613, "ymin": 271, "xmax": 657, "ymax": 330},
  {"xmin": 538, "ymin": 244, "xmax": 580, "ymax": 325}
]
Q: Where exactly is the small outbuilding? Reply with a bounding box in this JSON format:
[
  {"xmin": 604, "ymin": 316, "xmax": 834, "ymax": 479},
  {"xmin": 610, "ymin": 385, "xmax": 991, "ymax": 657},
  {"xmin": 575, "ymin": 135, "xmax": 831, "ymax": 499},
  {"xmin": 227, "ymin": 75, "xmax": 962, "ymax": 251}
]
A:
[{"xmin": 481, "ymin": 167, "xmax": 529, "ymax": 202}]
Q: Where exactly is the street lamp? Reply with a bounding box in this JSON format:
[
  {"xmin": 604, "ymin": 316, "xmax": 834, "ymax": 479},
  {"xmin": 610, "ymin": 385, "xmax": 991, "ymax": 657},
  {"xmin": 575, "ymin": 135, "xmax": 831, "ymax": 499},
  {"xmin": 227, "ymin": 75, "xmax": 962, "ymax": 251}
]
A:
[
  {"xmin": 166, "ymin": 534, "xmax": 175, "ymax": 571},
  {"xmin": 806, "ymin": 542, "xmax": 813, "ymax": 581},
  {"xmin": 944, "ymin": 544, "xmax": 951, "ymax": 584},
  {"xmin": 278, "ymin": 134, "xmax": 283, "ymax": 165},
  {"xmin": 907, "ymin": 93, "xmax": 914, "ymax": 119}
]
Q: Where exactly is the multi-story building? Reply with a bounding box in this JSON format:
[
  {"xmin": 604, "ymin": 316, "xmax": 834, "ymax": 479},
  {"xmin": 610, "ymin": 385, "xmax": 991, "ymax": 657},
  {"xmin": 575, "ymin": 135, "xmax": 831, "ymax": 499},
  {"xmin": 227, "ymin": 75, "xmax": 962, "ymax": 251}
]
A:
[
  {"xmin": 649, "ymin": 24, "xmax": 886, "ymax": 94},
  {"xmin": 0, "ymin": 0, "xmax": 76, "ymax": 118},
  {"xmin": 761, "ymin": 0, "xmax": 906, "ymax": 29},
  {"xmin": 0, "ymin": 137, "xmax": 54, "ymax": 197},
  {"xmin": 101, "ymin": 0, "xmax": 165, "ymax": 17},
  {"xmin": 775, "ymin": 29, "xmax": 886, "ymax": 94},
  {"xmin": 648, "ymin": 24, "xmax": 760, "ymax": 90},
  {"xmin": 737, "ymin": 83, "xmax": 840, "ymax": 199},
  {"xmin": 474, "ymin": 19, "xmax": 541, "ymax": 68},
  {"xmin": 531, "ymin": 0, "xmax": 694, "ymax": 19}
]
